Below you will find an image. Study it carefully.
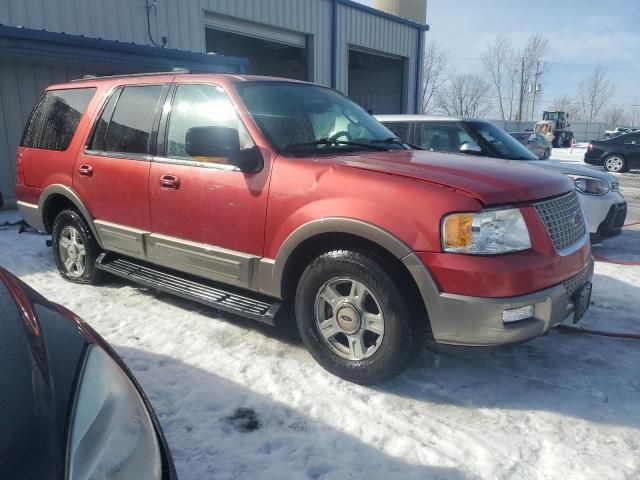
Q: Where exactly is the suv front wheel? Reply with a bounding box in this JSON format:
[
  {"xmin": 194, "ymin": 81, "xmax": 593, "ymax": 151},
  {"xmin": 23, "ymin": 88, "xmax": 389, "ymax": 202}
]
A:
[
  {"xmin": 52, "ymin": 209, "xmax": 103, "ymax": 285},
  {"xmin": 295, "ymin": 250, "xmax": 421, "ymax": 384}
]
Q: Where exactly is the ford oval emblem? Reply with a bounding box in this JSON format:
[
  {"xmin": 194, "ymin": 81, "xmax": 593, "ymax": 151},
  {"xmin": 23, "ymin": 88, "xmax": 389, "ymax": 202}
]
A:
[{"xmin": 573, "ymin": 212, "xmax": 582, "ymax": 227}]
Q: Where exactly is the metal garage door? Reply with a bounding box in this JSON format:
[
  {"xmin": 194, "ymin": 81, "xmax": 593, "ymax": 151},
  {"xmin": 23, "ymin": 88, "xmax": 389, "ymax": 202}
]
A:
[
  {"xmin": 348, "ymin": 48, "xmax": 405, "ymax": 115},
  {"xmin": 205, "ymin": 12, "xmax": 309, "ymax": 81},
  {"xmin": 0, "ymin": 62, "xmax": 86, "ymax": 207}
]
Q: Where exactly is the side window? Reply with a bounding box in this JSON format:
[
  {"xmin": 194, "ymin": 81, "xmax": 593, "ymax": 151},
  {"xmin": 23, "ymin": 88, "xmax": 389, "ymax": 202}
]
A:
[
  {"xmin": 90, "ymin": 85, "xmax": 164, "ymax": 155},
  {"xmin": 166, "ymin": 84, "xmax": 254, "ymax": 162},
  {"xmin": 624, "ymin": 134, "xmax": 639, "ymax": 145},
  {"xmin": 21, "ymin": 88, "xmax": 96, "ymax": 151},
  {"xmin": 419, "ymin": 123, "xmax": 471, "ymax": 153},
  {"xmin": 383, "ymin": 122, "xmax": 413, "ymax": 143}
]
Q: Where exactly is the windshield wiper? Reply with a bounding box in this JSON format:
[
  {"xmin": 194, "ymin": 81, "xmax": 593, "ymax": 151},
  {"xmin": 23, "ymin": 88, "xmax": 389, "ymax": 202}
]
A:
[
  {"xmin": 371, "ymin": 137, "xmax": 424, "ymax": 150},
  {"xmin": 282, "ymin": 138, "xmax": 388, "ymax": 152}
]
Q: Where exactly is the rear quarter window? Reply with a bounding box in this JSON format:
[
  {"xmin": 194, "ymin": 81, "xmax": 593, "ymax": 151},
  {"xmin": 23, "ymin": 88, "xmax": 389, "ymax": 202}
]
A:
[{"xmin": 21, "ymin": 88, "xmax": 96, "ymax": 151}]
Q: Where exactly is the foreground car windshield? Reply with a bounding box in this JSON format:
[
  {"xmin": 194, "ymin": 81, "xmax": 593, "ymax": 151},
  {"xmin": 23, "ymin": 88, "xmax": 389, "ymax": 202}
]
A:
[
  {"xmin": 235, "ymin": 81, "xmax": 404, "ymax": 153},
  {"xmin": 469, "ymin": 121, "xmax": 539, "ymax": 161}
]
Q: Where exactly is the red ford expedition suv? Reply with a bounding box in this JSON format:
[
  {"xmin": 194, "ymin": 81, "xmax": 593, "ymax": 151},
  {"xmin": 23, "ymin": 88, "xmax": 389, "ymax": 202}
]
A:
[{"xmin": 16, "ymin": 73, "xmax": 593, "ymax": 384}]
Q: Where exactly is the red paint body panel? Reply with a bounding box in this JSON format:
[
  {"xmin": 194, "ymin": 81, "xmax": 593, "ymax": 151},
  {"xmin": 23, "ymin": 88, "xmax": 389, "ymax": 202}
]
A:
[{"xmin": 15, "ymin": 74, "xmax": 590, "ymax": 303}]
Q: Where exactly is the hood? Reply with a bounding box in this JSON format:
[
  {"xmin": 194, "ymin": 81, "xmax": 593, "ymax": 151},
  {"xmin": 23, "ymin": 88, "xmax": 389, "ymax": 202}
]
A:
[
  {"xmin": 330, "ymin": 150, "xmax": 573, "ymax": 205},
  {"xmin": 0, "ymin": 269, "xmax": 87, "ymax": 479},
  {"xmin": 538, "ymin": 159, "xmax": 616, "ymax": 182}
]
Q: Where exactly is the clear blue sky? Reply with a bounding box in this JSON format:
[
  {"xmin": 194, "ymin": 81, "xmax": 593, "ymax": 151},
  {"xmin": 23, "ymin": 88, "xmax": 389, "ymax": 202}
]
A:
[{"xmin": 356, "ymin": 0, "xmax": 640, "ymax": 114}]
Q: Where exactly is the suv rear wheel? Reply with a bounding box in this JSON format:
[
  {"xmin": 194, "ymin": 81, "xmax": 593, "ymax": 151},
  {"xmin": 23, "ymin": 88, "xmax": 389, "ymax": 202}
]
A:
[
  {"xmin": 295, "ymin": 250, "xmax": 421, "ymax": 384},
  {"xmin": 52, "ymin": 209, "xmax": 103, "ymax": 284}
]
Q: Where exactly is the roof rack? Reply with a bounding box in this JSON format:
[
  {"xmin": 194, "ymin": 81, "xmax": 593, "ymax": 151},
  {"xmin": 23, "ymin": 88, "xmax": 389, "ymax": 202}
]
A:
[{"xmin": 71, "ymin": 68, "xmax": 191, "ymax": 82}]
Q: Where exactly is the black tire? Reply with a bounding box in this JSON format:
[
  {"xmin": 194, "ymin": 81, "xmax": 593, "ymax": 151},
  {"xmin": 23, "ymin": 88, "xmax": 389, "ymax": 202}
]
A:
[
  {"xmin": 603, "ymin": 154, "xmax": 627, "ymax": 173},
  {"xmin": 295, "ymin": 250, "xmax": 422, "ymax": 384},
  {"xmin": 52, "ymin": 209, "xmax": 104, "ymax": 284}
]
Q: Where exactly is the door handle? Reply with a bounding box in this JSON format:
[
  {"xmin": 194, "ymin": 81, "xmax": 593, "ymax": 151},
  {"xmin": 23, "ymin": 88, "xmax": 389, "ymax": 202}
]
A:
[
  {"xmin": 160, "ymin": 174, "xmax": 180, "ymax": 189},
  {"xmin": 78, "ymin": 164, "xmax": 93, "ymax": 177}
]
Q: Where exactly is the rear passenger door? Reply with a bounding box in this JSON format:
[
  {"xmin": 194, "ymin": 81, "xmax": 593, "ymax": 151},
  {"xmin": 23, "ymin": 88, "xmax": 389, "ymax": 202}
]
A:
[{"xmin": 74, "ymin": 83, "xmax": 168, "ymax": 258}]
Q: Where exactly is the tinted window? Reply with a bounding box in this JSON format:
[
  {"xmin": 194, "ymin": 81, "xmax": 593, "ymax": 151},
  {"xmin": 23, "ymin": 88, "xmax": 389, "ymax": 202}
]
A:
[
  {"xmin": 166, "ymin": 84, "xmax": 254, "ymax": 161},
  {"xmin": 623, "ymin": 133, "xmax": 640, "ymax": 145},
  {"xmin": 419, "ymin": 122, "xmax": 473, "ymax": 153},
  {"xmin": 21, "ymin": 88, "xmax": 95, "ymax": 151},
  {"xmin": 468, "ymin": 121, "xmax": 538, "ymax": 160},
  {"xmin": 88, "ymin": 88, "xmax": 120, "ymax": 151},
  {"xmin": 383, "ymin": 122, "xmax": 414, "ymax": 143},
  {"xmin": 93, "ymin": 85, "xmax": 163, "ymax": 155}
]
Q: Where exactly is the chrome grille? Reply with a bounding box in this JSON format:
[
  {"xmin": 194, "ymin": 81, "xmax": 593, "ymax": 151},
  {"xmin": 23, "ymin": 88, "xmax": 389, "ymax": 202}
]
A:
[
  {"xmin": 535, "ymin": 191, "xmax": 586, "ymax": 253},
  {"xmin": 563, "ymin": 261, "xmax": 593, "ymax": 300}
]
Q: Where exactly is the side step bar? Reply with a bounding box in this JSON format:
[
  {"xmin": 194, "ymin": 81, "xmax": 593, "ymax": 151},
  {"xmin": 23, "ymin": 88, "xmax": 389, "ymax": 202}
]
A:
[{"xmin": 96, "ymin": 253, "xmax": 283, "ymax": 326}]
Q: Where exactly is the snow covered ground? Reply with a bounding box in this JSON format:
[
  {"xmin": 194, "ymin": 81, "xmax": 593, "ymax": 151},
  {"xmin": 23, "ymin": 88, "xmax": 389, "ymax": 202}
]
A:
[{"xmin": 1, "ymin": 186, "xmax": 639, "ymax": 479}]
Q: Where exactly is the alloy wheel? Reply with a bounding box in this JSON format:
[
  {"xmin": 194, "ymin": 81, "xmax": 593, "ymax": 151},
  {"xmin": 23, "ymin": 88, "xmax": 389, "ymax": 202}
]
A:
[
  {"xmin": 605, "ymin": 156, "xmax": 624, "ymax": 172},
  {"xmin": 58, "ymin": 225, "xmax": 87, "ymax": 278},
  {"xmin": 314, "ymin": 277, "xmax": 385, "ymax": 360}
]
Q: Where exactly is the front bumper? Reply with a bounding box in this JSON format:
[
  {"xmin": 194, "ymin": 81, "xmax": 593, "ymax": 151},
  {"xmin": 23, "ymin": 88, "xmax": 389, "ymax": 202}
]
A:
[
  {"xmin": 403, "ymin": 254, "xmax": 594, "ymax": 347},
  {"xmin": 578, "ymin": 191, "xmax": 625, "ymax": 235},
  {"xmin": 593, "ymin": 201, "xmax": 627, "ymax": 242}
]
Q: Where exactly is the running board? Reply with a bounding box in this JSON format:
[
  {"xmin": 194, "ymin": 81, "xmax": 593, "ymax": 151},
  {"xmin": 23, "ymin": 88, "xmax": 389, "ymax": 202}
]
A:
[{"xmin": 95, "ymin": 253, "xmax": 282, "ymax": 326}]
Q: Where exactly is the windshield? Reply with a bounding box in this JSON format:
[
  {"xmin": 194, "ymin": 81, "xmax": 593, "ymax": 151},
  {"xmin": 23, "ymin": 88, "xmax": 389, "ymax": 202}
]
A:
[
  {"xmin": 235, "ymin": 81, "xmax": 405, "ymax": 154},
  {"xmin": 468, "ymin": 121, "xmax": 539, "ymax": 160}
]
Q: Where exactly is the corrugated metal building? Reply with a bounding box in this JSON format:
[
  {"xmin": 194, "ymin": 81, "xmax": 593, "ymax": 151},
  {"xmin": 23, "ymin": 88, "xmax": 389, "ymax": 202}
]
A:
[{"xmin": 0, "ymin": 0, "xmax": 428, "ymax": 207}]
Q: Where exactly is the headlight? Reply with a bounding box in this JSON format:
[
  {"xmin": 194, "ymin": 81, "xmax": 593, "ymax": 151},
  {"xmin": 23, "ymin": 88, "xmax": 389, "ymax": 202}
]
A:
[
  {"xmin": 67, "ymin": 345, "xmax": 162, "ymax": 480},
  {"xmin": 569, "ymin": 175, "xmax": 610, "ymax": 195},
  {"xmin": 442, "ymin": 208, "xmax": 531, "ymax": 254}
]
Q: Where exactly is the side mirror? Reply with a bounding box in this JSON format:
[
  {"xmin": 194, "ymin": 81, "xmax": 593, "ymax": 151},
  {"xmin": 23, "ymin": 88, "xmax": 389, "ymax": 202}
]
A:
[
  {"xmin": 185, "ymin": 126, "xmax": 262, "ymax": 173},
  {"xmin": 460, "ymin": 141, "xmax": 482, "ymax": 155}
]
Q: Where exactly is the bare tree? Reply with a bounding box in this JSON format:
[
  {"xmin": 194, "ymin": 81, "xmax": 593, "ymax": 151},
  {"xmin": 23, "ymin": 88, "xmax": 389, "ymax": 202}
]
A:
[
  {"xmin": 602, "ymin": 105, "xmax": 627, "ymax": 126},
  {"xmin": 577, "ymin": 66, "xmax": 615, "ymax": 122},
  {"xmin": 421, "ymin": 42, "xmax": 448, "ymax": 113},
  {"xmin": 481, "ymin": 35, "xmax": 513, "ymax": 121},
  {"xmin": 549, "ymin": 94, "xmax": 582, "ymax": 121},
  {"xmin": 436, "ymin": 73, "xmax": 492, "ymax": 117}
]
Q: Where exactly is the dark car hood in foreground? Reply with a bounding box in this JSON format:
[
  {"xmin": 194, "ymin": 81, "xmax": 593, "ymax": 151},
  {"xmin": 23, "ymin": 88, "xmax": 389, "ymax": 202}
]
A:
[
  {"xmin": 334, "ymin": 149, "xmax": 574, "ymax": 205},
  {"xmin": 0, "ymin": 269, "xmax": 87, "ymax": 479}
]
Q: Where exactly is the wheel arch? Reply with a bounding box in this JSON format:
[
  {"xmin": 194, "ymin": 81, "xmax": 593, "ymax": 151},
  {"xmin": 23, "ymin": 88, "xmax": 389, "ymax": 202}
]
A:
[
  {"xmin": 258, "ymin": 219, "xmax": 438, "ymax": 336},
  {"xmin": 39, "ymin": 185, "xmax": 101, "ymax": 245}
]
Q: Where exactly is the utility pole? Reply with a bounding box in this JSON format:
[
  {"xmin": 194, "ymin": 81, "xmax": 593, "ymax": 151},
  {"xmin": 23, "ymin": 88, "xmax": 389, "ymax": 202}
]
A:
[
  {"xmin": 517, "ymin": 57, "xmax": 525, "ymax": 123},
  {"xmin": 530, "ymin": 61, "xmax": 542, "ymax": 121}
]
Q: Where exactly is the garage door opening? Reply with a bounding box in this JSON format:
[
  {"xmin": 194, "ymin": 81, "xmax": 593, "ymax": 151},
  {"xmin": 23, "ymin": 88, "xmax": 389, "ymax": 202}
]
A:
[
  {"xmin": 348, "ymin": 49, "xmax": 405, "ymax": 115},
  {"xmin": 205, "ymin": 28, "xmax": 308, "ymax": 81}
]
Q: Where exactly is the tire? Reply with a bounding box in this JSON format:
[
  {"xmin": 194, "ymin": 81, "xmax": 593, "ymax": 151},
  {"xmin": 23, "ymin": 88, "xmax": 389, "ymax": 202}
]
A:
[
  {"xmin": 603, "ymin": 154, "xmax": 627, "ymax": 173},
  {"xmin": 52, "ymin": 209, "xmax": 103, "ymax": 284},
  {"xmin": 295, "ymin": 250, "xmax": 422, "ymax": 384}
]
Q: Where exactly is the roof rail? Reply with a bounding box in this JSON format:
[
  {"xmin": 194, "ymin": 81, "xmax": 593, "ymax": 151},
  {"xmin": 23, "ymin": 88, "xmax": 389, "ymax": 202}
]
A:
[{"xmin": 71, "ymin": 70, "xmax": 191, "ymax": 82}]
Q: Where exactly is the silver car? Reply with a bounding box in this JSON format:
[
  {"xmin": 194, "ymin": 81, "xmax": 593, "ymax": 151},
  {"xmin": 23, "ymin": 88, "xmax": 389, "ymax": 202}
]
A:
[
  {"xmin": 377, "ymin": 115, "xmax": 627, "ymax": 242},
  {"xmin": 510, "ymin": 131, "xmax": 552, "ymax": 159}
]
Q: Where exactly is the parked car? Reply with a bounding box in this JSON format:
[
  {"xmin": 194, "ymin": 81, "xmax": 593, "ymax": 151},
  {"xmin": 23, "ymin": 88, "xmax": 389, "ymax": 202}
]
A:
[
  {"xmin": 0, "ymin": 266, "xmax": 176, "ymax": 479},
  {"xmin": 604, "ymin": 127, "xmax": 637, "ymax": 140},
  {"xmin": 17, "ymin": 74, "xmax": 593, "ymax": 384},
  {"xmin": 509, "ymin": 131, "xmax": 551, "ymax": 159},
  {"xmin": 378, "ymin": 115, "xmax": 627, "ymax": 242},
  {"xmin": 585, "ymin": 132, "xmax": 640, "ymax": 173}
]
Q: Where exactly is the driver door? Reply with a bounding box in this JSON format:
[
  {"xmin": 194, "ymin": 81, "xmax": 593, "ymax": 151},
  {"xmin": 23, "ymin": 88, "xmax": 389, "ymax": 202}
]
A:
[{"xmin": 147, "ymin": 82, "xmax": 271, "ymax": 288}]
